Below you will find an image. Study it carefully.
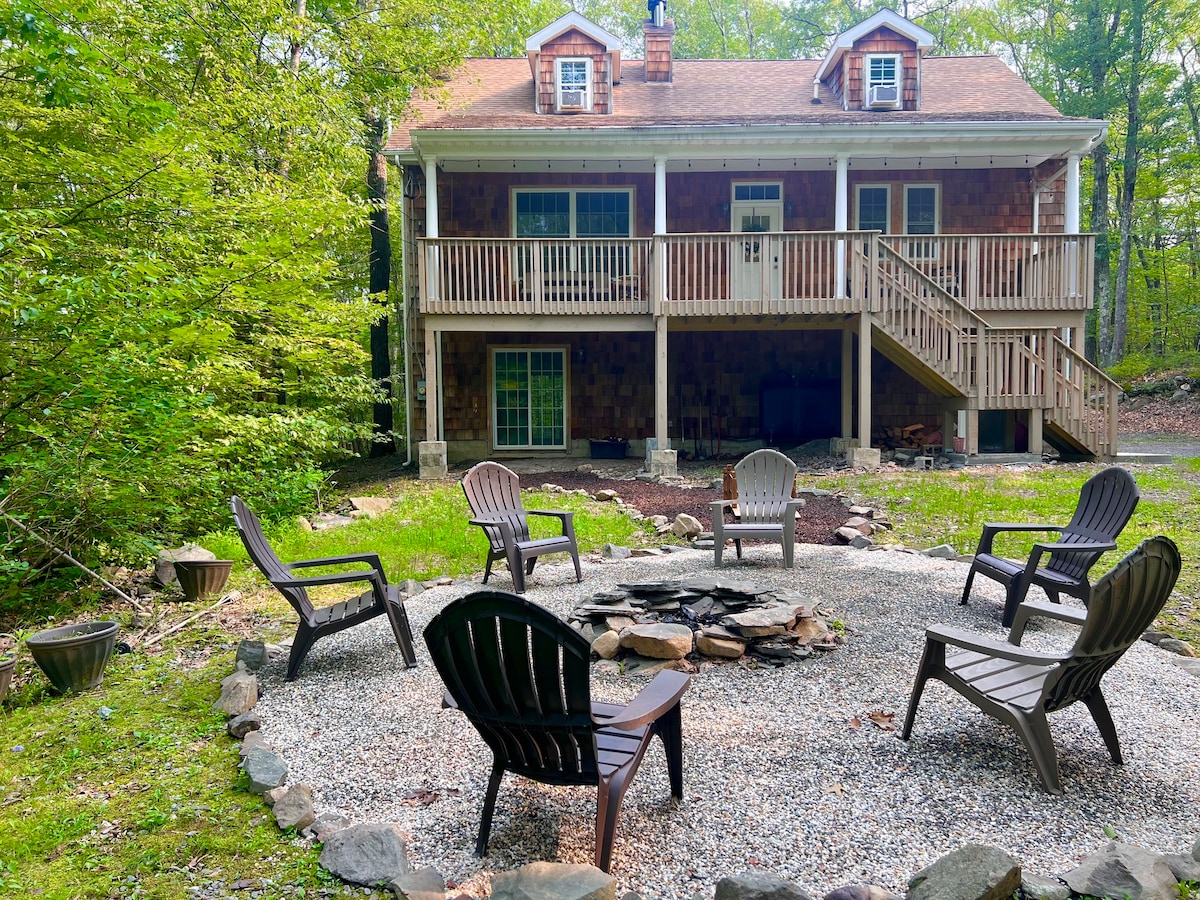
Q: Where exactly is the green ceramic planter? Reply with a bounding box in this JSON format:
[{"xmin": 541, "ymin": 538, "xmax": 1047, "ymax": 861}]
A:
[
  {"xmin": 173, "ymin": 559, "xmax": 233, "ymax": 602},
  {"xmin": 25, "ymin": 621, "xmax": 118, "ymax": 693}
]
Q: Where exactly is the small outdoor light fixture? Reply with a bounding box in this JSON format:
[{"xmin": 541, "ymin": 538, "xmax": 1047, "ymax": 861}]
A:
[{"xmin": 574, "ymin": 346, "xmax": 586, "ymax": 365}]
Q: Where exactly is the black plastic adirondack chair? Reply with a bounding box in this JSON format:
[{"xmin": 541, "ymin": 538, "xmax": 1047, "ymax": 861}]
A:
[
  {"xmin": 904, "ymin": 535, "xmax": 1180, "ymax": 794},
  {"xmin": 231, "ymin": 496, "xmax": 417, "ymax": 680},
  {"xmin": 960, "ymin": 466, "xmax": 1140, "ymax": 627},
  {"xmin": 423, "ymin": 590, "xmax": 691, "ymax": 872},
  {"xmin": 461, "ymin": 461, "xmax": 582, "ymax": 593},
  {"xmin": 710, "ymin": 449, "xmax": 804, "ymax": 568}
]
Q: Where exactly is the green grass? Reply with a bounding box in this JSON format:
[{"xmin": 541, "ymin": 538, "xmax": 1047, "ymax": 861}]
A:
[{"xmin": 2, "ymin": 463, "xmax": 1197, "ymax": 895}]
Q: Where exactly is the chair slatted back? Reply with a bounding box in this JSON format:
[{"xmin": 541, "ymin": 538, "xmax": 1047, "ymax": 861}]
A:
[
  {"xmin": 1050, "ymin": 467, "xmax": 1140, "ymax": 582},
  {"xmin": 462, "ymin": 463, "xmax": 533, "ymax": 552},
  {"xmin": 734, "ymin": 449, "xmax": 798, "ymax": 524},
  {"xmin": 1044, "ymin": 536, "xmax": 1179, "ymax": 712},
  {"xmin": 424, "ymin": 591, "xmax": 598, "ymax": 782},
  {"xmin": 231, "ymin": 496, "xmax": 315, "ymax": 620}
]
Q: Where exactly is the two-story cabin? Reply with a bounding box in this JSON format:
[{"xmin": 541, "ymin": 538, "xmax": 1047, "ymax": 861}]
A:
[{"xmin": 386, "ymin": 8, "xmax": 1114, "ymax": 478}]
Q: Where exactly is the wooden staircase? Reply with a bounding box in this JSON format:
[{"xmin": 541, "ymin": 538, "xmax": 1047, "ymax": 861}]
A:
[{"xmin": 870, "ymin": 242, "xmax": 1118, "ymax": 458}]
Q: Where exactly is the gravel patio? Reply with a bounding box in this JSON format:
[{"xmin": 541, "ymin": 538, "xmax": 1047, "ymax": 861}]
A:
[{"xmin": 252, "ymin": 543, "xmax": 1200, "ymax": 898}]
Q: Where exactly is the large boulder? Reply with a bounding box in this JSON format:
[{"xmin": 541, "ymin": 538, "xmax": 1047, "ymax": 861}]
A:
[
  {"xmin": 242, "ymin": 745, "xmax": 287, "ymax": 795},
  {"xmin": 154, "ymin": 543, "xmax": 216, "ymax": 586},
  {"xmin": 714, "ymin": 871, "xmax": 814, "ymax": 900},
  {"xmin": 618, "ymin": 623, "xmax": 693, "ymax": 660},
  {"xmin": 490, "ymin": 861, "xmax": 616, "ymax": 900},
  {"xmin": 319, "ymin": 822, "xmax": 409, "ymax": 887},
  {"xmin": 1063, "ymin": 841, "xmax": 1180, "ymax": 900},
  {"xmin": 907, "ymin": 844, "xmax": 1021, "ymax": 900}
]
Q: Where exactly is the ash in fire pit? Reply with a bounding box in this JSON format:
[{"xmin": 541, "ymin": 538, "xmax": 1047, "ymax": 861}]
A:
[{"xmin": 570, "ymin": 575, "xmax": 843, "ymax": 670}]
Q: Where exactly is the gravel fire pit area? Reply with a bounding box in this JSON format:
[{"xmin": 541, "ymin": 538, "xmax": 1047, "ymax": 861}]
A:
[{"xmin": 252, "ymin": 545, "xmax": 1199, "ymax": 898}]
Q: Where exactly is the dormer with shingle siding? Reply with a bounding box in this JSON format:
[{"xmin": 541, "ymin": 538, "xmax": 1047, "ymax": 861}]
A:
[
  {"xmin": 815, "ymin": 10, "xmax": 933, "ymax": 113},
  {"xmin": 525, "ymin": 12, "xmax": 623, "ymax": 115}
]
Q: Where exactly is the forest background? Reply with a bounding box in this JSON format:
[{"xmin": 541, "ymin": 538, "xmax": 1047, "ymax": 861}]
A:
[{"xmin": 2, "ymin": 0, "xmax": 1197, "ymax": 610}]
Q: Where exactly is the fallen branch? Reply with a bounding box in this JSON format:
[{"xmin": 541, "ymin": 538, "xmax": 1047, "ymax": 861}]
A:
[
  {"xmin": 140, "ymin": 590, "xmax": 240, "ymax": 647},
  {"xmin": 0, "ymin": 511, "xmax": 150, "ymax": 614}
]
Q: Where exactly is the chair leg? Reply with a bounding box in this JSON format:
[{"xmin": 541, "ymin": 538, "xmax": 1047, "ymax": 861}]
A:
[
  {"xmin": 655, "ymin": 704, "xmax": 684, "ymax": 799},
  {"xmin": 734, "ymin": 539, "xmax": 743, "ymax": 559},
  {"xmin": 1083, "ymin": 688, "xmax": 1123, "ymax": 765},
  {"xmin": 1010, "ymin": 709, "xmax": 1063, "ymax": 795},
  {"xmin": 959, "ymin": 566, "xmax": 977, "ymax": 606},
  {"xmin": 525, "ymin": 557, "xmax": 537, "ymax": 576},
  {"xmin": 900, "ymin": 637, "xmax": 944, "ymax": 740},
  {"xmin": 714, "ymin": 534, "xmax": 724, "ymax": 567},
  {"xmin": 286, "ymin": 624, "xmax": 318, "ymax": 682},
  {"xmin": 1001, "ymin": 575, "xmax": 1033, "ymax": 628},
  {"xmin": 781, "ymin": 534, "xmax": 794, "ymax": 569},
  {"xmin": 476, "ymin": 762, "xmax": 505, "ymax": 857},
  {"xmin": 385, "ymin": 599, "xmax": 418, "ymax": 668},
  {"xmin": 505, "ymin": 544, "xmax": 526, "ymax": 593},
  {"xmin": 482, "ymin": 550, "xmax": 496, "ymax": 585},
  {"xmin": 595, "ymin": 770, "xmax": 635, "ymax": 874}
]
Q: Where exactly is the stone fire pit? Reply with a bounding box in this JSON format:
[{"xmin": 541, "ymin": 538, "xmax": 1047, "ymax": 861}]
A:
[{"xmin": 569, "ymin": 575, "xmax": 842, "ymax": 672}]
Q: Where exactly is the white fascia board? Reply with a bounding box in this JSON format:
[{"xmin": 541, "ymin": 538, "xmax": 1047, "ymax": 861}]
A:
[
  {"xmin": 525, "ymin": 12, "xmax": 623, "ymax": 53},
  {"xmin": 815, "ymin": 10, "xmax": 934, "ymax": 84},
  {"xmin": 407, "ymin": 119, "xmax": 1107, "ymax": 161}
]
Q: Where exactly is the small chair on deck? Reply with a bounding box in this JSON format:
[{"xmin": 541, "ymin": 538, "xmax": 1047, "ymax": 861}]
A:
[
  {"xmin": 230, "ymin": 496, "xmax": 417, "ymax": 680},
  {"xmin": 710, "ymin": 448, "xmax": 804, "ymax": 568},
  {"xmin": 423, "ymin": 590, "xmax": 691, "ymax": 872},
  {"xmin": 960, "ymin": 466, "xmax": 1140, "ymax": 627},
  {"xmin": 461, "ymin": 461, "xmax": 582, "ymax": 593},
  {"xmin": 903, "ymin": 535, "xmax": 1180, "ymax": 794}
]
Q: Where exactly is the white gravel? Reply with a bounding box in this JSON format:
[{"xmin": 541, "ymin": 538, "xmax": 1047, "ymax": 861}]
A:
[{"xmin": 252, "ymin": 544, "xmax": 1200, "ymax": 897}]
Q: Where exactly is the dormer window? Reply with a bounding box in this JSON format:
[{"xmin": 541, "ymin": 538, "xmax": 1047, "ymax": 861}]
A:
[
  {"xmin": 556, "ymin": 58, "xmax": 592, "ymax": 112},
  {"xmin": 864, "ymin": 53, "xmax": 901, "ymax": 109}
]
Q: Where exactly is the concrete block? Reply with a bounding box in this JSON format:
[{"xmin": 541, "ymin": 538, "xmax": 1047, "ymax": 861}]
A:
[
  {"xmin": 649, "ymin": 449, "xmax": 678, "ymax": 478},
  {"xmin": 847, "ymin": 447, "xmax": 881, "ymax": 468},
  {"xmin": 914, "ymin": 455, "xmax": 933, "ymax": 469},
  {"xmin": 418, "ymin": 441, "xmax": 447, "ymax": 480},
  {"xmin": 830, "ymin": 437, "xmax": 860, "ymax": 455}
]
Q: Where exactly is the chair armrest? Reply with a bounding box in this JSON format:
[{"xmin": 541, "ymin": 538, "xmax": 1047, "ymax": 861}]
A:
[
  {"xmin": 526, "ymin": 509, "xmax": 573, "ymax": 523},
  {"xmin": 925, "ymin": 623, "xmax": 1064, "ymax": 666},
  {"xmin": 599, "ymin": 669, "xmax": 691, "ymax": 732},
  {"xmin": 977, "ymin": 522, "xmax": 1065, "ymax": 554},
  {"xmin": 288, "ymin": 553, "xmax": 385, "ymax": 574},
  {"xmin": 1031, "ymin": 540, "xmax": 1117, "ymax": 555},
  {"xmin": 1008, "ymin": 599, "xmax": 1087, "ymax": 643},
  {"xmin": 272, "ymin": 569, "xmax": 384, "ymax": 590},
  {"xmin": 710, "ymin": 500, "xmax": 735, "ymax": 512}
]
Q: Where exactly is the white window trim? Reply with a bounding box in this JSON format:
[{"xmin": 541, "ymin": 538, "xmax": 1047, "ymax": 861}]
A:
[
  {"xmin": 555, "ymin": 57, "xmax": 593, "ymax": 112},
  {"xmin": 865, "ymin": 53, "xmax": 902, "ymax": 89},
  {"xmin": 510, "ymin": 187, "xmax": 635, "ymax": 238},
  {"xmin": 730, "ymin": 181, "xmax": 784, "ymax": 203},
  {"xmin": 903, "ymin": 183, "xmax": 941, "ymax": 235},
  {"xmin": 855, "ymin": 183, "xmax": 891, "ymax": 232},
  {"xmin": 491, "ymin": 346, "xmax": 569, "ymax": 451}
]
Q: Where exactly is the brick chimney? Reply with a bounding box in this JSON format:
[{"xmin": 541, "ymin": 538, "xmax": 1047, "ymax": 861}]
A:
[{"xmin": 643, "ymin": 17, "xmax": 675, "ymax": 83}]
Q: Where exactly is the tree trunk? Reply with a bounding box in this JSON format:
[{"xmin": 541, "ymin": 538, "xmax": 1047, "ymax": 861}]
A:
[
  {"xmin": 366, "ymin": 115, "xmax": 394, "ymax": 456},
  {"xmin": 1090, "ymin": 145, "xmax": 1112, "ymax": 363},
  {"xmin": 1112, "ymin": 0, "xmax": 1148, "ymax": 366}
]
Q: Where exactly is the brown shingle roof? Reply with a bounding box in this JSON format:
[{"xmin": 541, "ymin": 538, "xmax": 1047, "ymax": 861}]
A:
[{"xmin": 386, "ymin": 56, "xmax": 1070, "ymax": 153}]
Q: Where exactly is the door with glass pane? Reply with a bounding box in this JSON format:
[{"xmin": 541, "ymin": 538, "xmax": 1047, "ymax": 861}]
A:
[
  {"xmin": 492, "ymin": 349, "xmax": 566, "ymax": 449},
  {"xmin": 730, "ymin": 202, "xmax": 782, "ymax": 300}
]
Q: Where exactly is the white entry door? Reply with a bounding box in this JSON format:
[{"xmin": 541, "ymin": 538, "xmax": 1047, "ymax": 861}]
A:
[{"xmin": 731, "ymin": 201, "xmax": 782, "ymax": 301}]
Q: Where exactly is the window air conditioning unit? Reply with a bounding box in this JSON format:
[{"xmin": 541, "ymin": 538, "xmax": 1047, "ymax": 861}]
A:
[
  {"xmin": 867, "ymin": 83, "xmax": 901, "ymax": 110},
  {"xmin": 559, "ymin": 90, "xmax": 585, "ymax": 110}
]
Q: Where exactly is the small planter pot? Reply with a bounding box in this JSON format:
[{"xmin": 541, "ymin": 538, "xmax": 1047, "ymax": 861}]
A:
[
  {"xmin": 25, "ymin": 621, "xmax": 119, "ymax": 693},
  {"xmin": 0, "ymin": 653, "xmax": 15, "ymax": 705},
  {"xmin": 173, "ymin": 560, "xmax": 233, "ymax": 602}
]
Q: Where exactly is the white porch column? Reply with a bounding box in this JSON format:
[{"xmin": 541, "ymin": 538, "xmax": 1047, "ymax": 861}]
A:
[
  {"xmin": 835, "ymin": 154, "xmax": 849, "ymax": 298},
  {"xmin": 857, "ymin": 312, "xmax": 871, "ymax": 444},
  {"xmin": 654, "ymin": 156, "xmax": 667, "ymax": 235},
  {"xmin": 419, "ymin": 325, "xmax": 446, "ymax": 479},
  {"xmin": 1065, "ymin": 153, "xmax": 1080, "ymax": 233},
  {"xmin": 423, "ymin": 156, "xmax": 439, "ymax": 237},
  {"xmin": 650, "ymin": 313, "xmax": 677, "ymax": 477}
]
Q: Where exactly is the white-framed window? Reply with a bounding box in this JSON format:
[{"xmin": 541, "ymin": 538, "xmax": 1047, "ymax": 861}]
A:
[
  {"xmin": 864, "ymin": 53, "xmax": 902, "ymax": 108},
  {"xmin": 512, "ymin": 188, "xmax": 634, "ymax": 277},
  {"xmin": 556, "ymin": 58, "xmax": 592, "ymax": 111},
  {"xmin": 732, "ymin": 182, "xmax": 782, "ymax": 202},
  {"xmin": 855, "ymin": 184, "xmax": 890, "ymax": 233},
  {"xmin": 492, "ymin": 348, "xmax": 567, "ymax": 449},
  {"xmin": 904, "ymin": 184, "xmax": 940, "ymax": 257}
]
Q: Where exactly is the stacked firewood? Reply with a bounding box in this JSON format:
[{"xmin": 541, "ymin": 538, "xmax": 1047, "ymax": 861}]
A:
[{"xmin": 873, "ymin": 423, "xmax": 943, "ymax": 451}]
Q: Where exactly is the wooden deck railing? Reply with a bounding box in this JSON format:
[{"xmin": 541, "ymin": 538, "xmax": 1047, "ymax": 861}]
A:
[
  {"xmin": 1047, "ymin": 336, "xmax": 1120, "ymax": 457},
  {"xmin": 879, "ymin": 234, "xmax": 1095, "ymax": 312}
]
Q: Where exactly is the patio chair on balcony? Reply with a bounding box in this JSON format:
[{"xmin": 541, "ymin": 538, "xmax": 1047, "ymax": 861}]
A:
[
  {"xmin": 710, "ymin": 448, "xmax": 804, "ymax": 568},
  {"xmin": 230, "ymin": 496, "xmax": 417, "ymax": 680},
  {"xmin": 960, "ymin": 466, "xmax": 1140, "ymax": 627},
  {"xmin": 461, "ymin": 461, "xmax": 583, "ymax": 593},
  {"xmin": 423, "ymin": 590, "xmax": 691, "ymax": 872},
  {"xmin": 903, "ymin": 535, "xmax": 1180, "ymax": 794}
]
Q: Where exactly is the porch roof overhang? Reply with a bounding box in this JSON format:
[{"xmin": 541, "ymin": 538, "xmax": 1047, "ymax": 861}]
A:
[{"xmin": 387, "ymin": 119, "xmax": 1106, "ymax": 173}]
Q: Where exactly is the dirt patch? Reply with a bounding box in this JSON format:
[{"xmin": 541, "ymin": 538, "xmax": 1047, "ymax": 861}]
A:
[{"xmin": 536, "ymin": 471, "xmax": 851, "ymax": 545}]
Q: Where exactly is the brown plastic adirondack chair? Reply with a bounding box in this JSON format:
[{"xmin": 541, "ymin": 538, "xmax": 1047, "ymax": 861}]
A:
[
  {"xmin": 960, "ymin": 466, "xmax": 1140, "ymax": 627},
  {"xmin": 461, "ymin": 461, "xmax": 582, "ymax": 593},
  {"xmin": 710, "ymin": 449, "xmax": 804, "ymax": 568},
  {"xmin": 903, "ymin": 535, "xmax": 1180, "ymax": 794},
  {"xmin": 230, "ymin": 496, "xmax": 417, "ymax": 681},
  {"xmin": 423, "ymin": 590, "xmax": 690, "ymax": 872}
]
